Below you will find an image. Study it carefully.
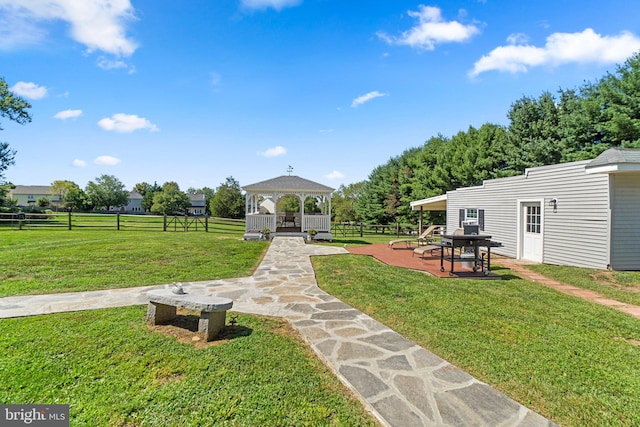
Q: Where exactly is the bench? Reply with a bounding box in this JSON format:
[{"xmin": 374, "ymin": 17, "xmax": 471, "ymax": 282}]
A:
[
  {"xmin": 146, "ymin": 289, "xmax": 233, "ymax": 341},
  {"xmin": 412, "ymin": 244, "xmax": 443, "ymax": 259}
]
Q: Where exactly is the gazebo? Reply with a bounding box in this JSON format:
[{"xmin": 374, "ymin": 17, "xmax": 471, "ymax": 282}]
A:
[{"xmin": 242, "ymin": 175, "xmax": 334, "ymax": 240}]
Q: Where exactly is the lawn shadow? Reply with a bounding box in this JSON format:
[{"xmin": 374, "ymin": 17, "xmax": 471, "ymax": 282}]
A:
[
  {"xmin": 490, "ymin": 265, "xmax": 522, "ymax": 281},
  {"xmin": 337, "ymin": 239, "xmax": 376, "ymax": 245},
  {"xmin": 151, "ymin": 310, "xmax": 253, "ymax": 348}
]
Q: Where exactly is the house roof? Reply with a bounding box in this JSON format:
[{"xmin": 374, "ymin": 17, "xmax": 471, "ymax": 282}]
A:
[
  {"xmin": 410, "ymin": 194, "xmax": 447, "ymax": 211},
  {"xmin": 9, "ymin": 185, "xmax": 52, "ymax": 195},
  {"xmin": 585, "ymin": 148, "xmax": 640, "ymax": 174},
  {"xmin": 128, "ymin": 191, "xmax": 143, "ymax": 199},
  {"xmin": 242, "ymin": 175, "xmax": 334, "ymax": 193}
]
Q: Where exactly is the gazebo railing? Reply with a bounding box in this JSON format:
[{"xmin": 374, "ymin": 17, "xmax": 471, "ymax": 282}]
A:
[
  {"xmin": 246, "ymin": 214, "xmax": 276, "ymax": 232},
  {"xmin": 303, "ymin": 215, "xmax": 330, "ymax": 232}
]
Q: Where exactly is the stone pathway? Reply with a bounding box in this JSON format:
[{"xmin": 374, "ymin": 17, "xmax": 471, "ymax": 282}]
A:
[
  {"xmin": 0, "ymin": 237, "xmax": 555, "ymax": 426},
  {"xmin": 496, "ymin": 258, "xmax": 640, "ymax": 319}
]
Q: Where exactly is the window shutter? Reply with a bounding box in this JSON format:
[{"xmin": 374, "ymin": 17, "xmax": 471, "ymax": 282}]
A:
[
  {"xmin": 459, "ymin": 209, "xmax": 464, "ymax": 228},
  {"xmin": 479, "ymin": 209, "xmax": 485, "ymax": 231}
]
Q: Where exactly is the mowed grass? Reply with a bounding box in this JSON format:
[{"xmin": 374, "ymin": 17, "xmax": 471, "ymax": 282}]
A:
[
  {"xmin": 313, "ymin": 255, "xmax": 640, "ymax": 427},
  {"xmin": 525, "ymin": 263, "xmax": 640, "ymax": 307},
  {"xmin": 0, "ymin": 307, "xmax": 377, "ymax": 426},
  {"xmin": 0, "ymin": 227, "xmax": 268, "ymax": 297}
]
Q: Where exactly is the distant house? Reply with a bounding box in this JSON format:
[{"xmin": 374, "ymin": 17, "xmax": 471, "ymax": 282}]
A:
[
  {"xmin": 188, "ymin": 193, "xmax": 206, "ymax": 216},
  {"xmin": 8, "ymin": 185, "xmax": 61, "ymax": 207},
  {"xmin": 411, "ymin": 148, "xmax": 640, "ymax": 271},
  {"xmin": 122, "ymin": 191, "xmax": 143, "ymax": 213}
]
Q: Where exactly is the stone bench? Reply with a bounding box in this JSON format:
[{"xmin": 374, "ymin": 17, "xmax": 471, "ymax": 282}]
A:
[{"xmin": 146, "ymin": 289, "xmax": 233, "ymax": 341}]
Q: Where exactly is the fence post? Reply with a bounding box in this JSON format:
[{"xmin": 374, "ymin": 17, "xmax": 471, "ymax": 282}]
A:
[
  {"xmin": 117, "ymin": 213, "xmax": 120, "ymax": 231},
  {"xmin": 205, "ymin": 216, "xmax": 209, "ymax": 232},
  {"xmin": 163, "ymin": 214, "xmax": 167, "ymax": 232},
  {"xmin": 184, "ymin": 214, "xmax": 187, "ymax": 232},
  {"xmin": 68, "ymin": 210, "xmax": 72, "ymax": 230},
  {"xmin": 359, "ymin": 222, "xmax": 363, "ymax": 237}
]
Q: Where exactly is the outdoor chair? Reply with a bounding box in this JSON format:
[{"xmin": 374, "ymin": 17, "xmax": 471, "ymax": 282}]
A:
[
  {"xmin": 388, "ymin": 225, "xmax": 442, "ymax": 249},
  {"xmin": 280, "ymin": 211, "xmax": 296, "ymax": 227}
]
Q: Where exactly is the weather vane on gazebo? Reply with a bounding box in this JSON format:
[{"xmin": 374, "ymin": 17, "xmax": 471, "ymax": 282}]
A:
[{"xmin": 287, "ymin": 165, "xmax": 293, "ymax": 176}]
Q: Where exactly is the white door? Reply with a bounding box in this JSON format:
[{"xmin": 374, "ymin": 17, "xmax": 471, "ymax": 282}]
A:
[{"xmin": 521, "ymin": 202, "xmax": 543, "ymax": 262}]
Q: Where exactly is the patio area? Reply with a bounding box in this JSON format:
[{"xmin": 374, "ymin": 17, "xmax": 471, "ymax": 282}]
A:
[{"xmin": 346, "ymin": 244, "xmax": 502, "ymax": 279}]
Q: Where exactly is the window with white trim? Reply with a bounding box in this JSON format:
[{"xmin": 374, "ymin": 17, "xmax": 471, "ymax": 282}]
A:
[
  {"xmin": 458, "ymin": 208, "xmax": 485, "ymax": 230},
  {"xmin": 464, "ymin": 208, "xmax": 478, "ymax": 223},
  {"xmin": 526, "ymin": 205, "xmax": 541, "ymax": 233}
]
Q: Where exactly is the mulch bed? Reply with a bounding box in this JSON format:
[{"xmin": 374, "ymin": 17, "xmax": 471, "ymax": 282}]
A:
[{"xmin": 346, "ymin": 244, "xmax": 501, "ymax": 279}]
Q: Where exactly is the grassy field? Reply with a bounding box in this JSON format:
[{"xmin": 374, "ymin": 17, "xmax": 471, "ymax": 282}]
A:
[
  {"xmin": 0, "ymin": 225, "xmax": 377, "ymax": 425},
  {"xmin": 3, "ymin": 225, "xmax": 639, "ymax": 426},
  {"xmin": 525, "ymin": 263, "xmax": 640, "ymax": 307},
  {"xmin": 313, "ymin": 255, "xmax": 640, "ymax": 427},
  {"xmin": 0, "ymin": 307, "xmax": 376, "ymax": 426},
  {"xmin": 0, "ymin": 226, "xmax": 267, "ymax": 297}
]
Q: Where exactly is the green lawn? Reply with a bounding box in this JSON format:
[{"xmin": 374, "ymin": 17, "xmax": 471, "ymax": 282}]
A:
[
  {"xmin": 524, "ymin": 263, "xmax": 640, "ymax": 307},
  {"xmin": 0, "ymin": 228, "xmax": 267, "ymax": 297},
  {"xmin": 3, "ymin": 226, "xmax": 640, "ymax": 426},
  {"xmin": 313, "ymin": 255, "xmax": 640, "ymax": 427},
  {"xmin": 0, "ymin": 307, "xmax": 376, "ymax": 426}
]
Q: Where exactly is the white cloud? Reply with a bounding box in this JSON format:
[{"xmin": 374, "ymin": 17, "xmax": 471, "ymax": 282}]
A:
[
  {"xmin": 325, "ymin": 170, "xmax": 344, "ymax": 180},
  {"xmin": 97, "ymin": 113, "xmax": 159, "ymax": 133},
  {"xmin": 351, "ymin": 91, "xmax": 388, "ymax": 108},
  {"xmin": 506, "ymin": 33, "xmax": 530, "ymax": 45},
  {"xmin": 377, "ymin": 5, "xmax": 480, "ymax": 50},
  {"xmin": 470, "ymin": 28, "xmax": 640, "ymax": 77},
  {"xmin": 53, "ymin": 109, "xmax": 83, "ymax": 120},
  {"xmin": 72, "ymin": 159, "xmax": 87, "ymax": 167},
  {"xmin": 0, "ymin": 0, "xmax": 138, "ymax": 57},
  {"xmin": 10, "ymin": 81, "xmax": 48, "ymax": 99},
  {"xmin": 240, "ymin": 0, "xmax": 302, "ymax": 11},
  {"xmin": 94, "ymin": 155, "xmax": 121, "ymax": 166},
  {"xmin": 97, "ymin": 56, "xmax": 135, "ymax": 74},
  {"xmin": 259, "ymin": 146, "xmax": 287, "ymax": 157}
]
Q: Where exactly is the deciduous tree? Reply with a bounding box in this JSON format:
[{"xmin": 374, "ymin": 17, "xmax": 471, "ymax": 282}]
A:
[
  {"xmin": 85, "ymin": 175, "xmax": 129, "ymax": 211},
  {"xmin": 210, "ymin": 176, "xmax": 244, "ymax": 219},
  {"xmin": 0, "ymin": 77, "xmax": 32, "ymax": 182}
]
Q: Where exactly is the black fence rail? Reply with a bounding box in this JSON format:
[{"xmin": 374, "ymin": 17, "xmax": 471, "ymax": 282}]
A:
[
  {"xmin": 332, "ymin": 222, "xmax": 419, "ymax": 238},
  {"xmin": 0, "ymin": 212, "xmax": 213, "ymax": 232}
]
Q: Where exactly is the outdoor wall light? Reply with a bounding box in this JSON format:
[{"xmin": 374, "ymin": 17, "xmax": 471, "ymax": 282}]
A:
[{"xmin": 549, "ymin": 198, "xmax": 558, "ymax": 212}]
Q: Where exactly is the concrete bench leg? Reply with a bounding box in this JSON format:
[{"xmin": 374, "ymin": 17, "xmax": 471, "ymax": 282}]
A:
[
  {"xmin": 147, "ymin": 302, "xmax": 177, "ymax": 325},
  {"xmin": 198, "ymin": 310, "xmax": 227, "ymax": 341}
]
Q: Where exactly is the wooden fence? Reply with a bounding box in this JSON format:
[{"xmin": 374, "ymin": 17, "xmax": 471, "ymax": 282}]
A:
[
  {"xmin": 0, "ymin": 212, "xmax": 213, "ymax": 232},
  {"xmin": 1, "ymin": 211, "xmax": 417, "ymax": 237},
  {"xmin": 331, "ymin": 222, "xmax": 419, "ymax": 238}
]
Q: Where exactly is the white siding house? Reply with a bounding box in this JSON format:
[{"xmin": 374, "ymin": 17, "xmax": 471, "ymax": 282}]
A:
[
  {"xmin": 123, "ymin": 191, "xmax": 144, "ymax": 213},
  {"xmin": 411, "ymin": 148, "xmax": 640, "ymax": 271},
  {"xmin": 188, "ymin": 194, "xmax": 206, "ymax": 216}
]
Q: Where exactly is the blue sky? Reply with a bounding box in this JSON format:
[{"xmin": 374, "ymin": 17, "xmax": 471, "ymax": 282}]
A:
[{"xmin": 2, "ymin": 0, "xmax": 640, "ymax": 192}]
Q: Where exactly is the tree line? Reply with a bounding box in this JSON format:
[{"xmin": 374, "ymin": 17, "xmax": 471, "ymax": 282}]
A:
[
  {"xmin": 2, "ymin": 175, "xmax": 246, "ymax": 218},
  {"xmin": 347, "ymin": 52, "xmax": 640, "ymax": 226}
]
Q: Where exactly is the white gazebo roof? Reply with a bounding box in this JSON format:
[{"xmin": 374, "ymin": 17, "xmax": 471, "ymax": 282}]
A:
[{"xmin": 242, "ymin": 175, "xmax": 334, "ymax": 194}]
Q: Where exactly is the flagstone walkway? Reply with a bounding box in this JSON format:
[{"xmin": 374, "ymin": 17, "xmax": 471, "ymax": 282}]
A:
[{"xmin": 0, "ymin": 237, "xmax": 555, "ymax": 426}]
